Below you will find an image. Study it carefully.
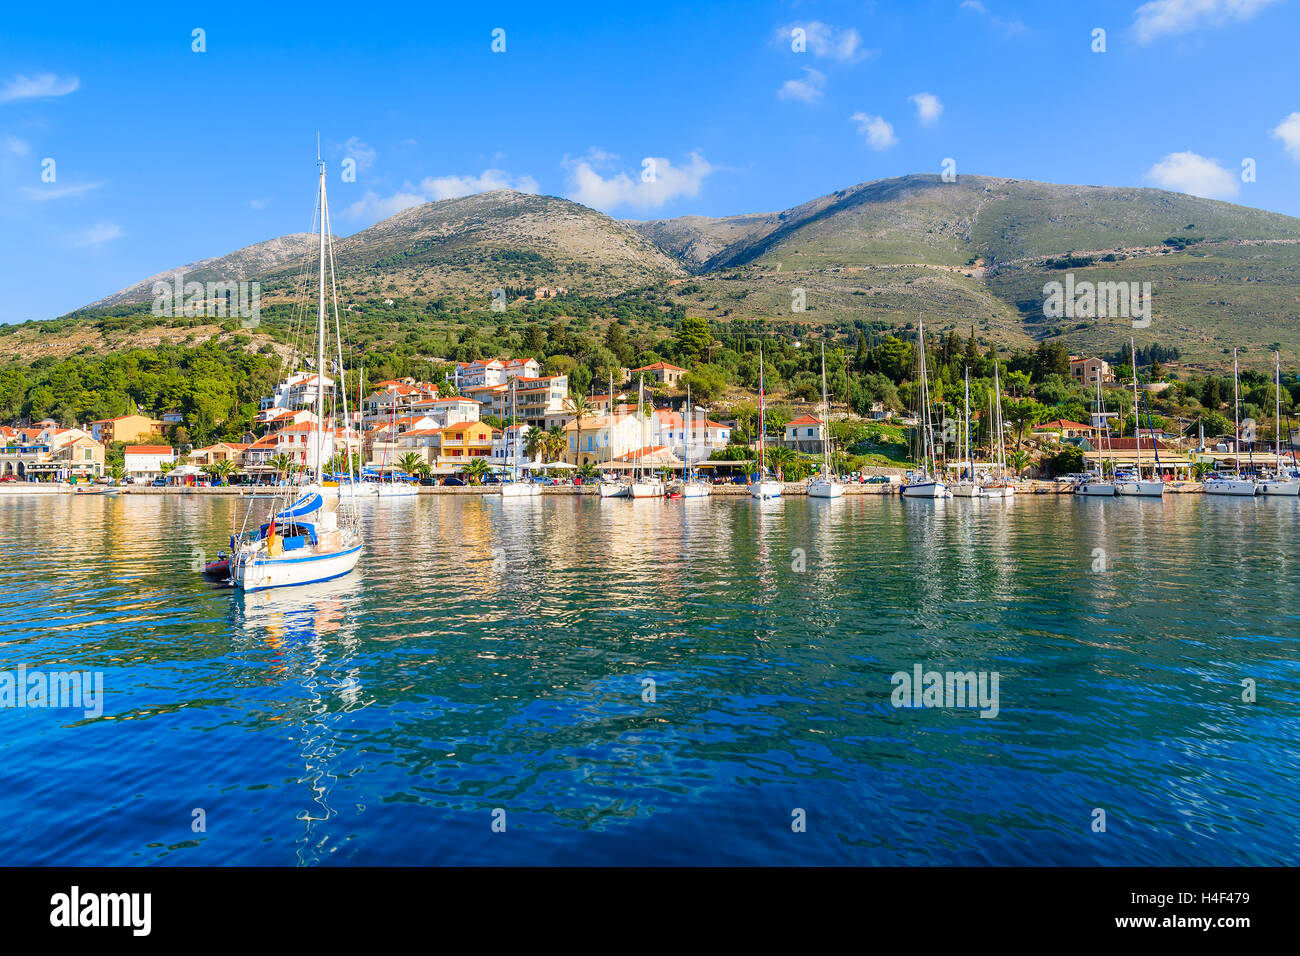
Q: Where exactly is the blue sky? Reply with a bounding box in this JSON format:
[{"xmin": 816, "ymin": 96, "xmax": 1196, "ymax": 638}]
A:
[{"xmin": 2, "ymin": 0, "xmax": 1299, "ymax": 323}]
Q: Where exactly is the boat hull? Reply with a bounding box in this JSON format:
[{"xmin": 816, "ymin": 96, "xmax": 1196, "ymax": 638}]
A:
[
  {"xmin": 902, "ymin": 480, "xmax": 949, "ymax": 498},
  {"xmin": 673, "ymin": 481, "xmax": 711, "ymax": 498},
  {"xmin": 499, "ymin": 482, "xmax": 542, "ymax": 498},
  {"xmin": 807, "ymin": 479, "xmax": 845, "ymax": 498},
  {"xmin": 750, "ymin": 480, "xmax": 783, "ymax": 500},
  {"xmin": 1116, "ymin": 479, "xmax": 1165, "ymax": 497},
  {"xmin": 231, "ymin": 542, "xmax": 362, "ymax": 592},
  {"xmin": 1256, "ymin": 478, "xmax": 1300, "ymax": 496},
  {"xmin": 1075, "ymin": 482, "xmax": 1116, "ymax": 496},
  {"xmin": 950, "ymin": 482, "xmax": 981, "ymax": 498},
  {"xmin": 981, "ymin": 483, "xmax": 1015, "ymax": 499},
  {"xmin": 629, "ymin": 481, "xmax": 666, "ymax": 499},
  {"xmin": 1203, "ymin": 478, "xmax": 1257, "ymax": 497},
  {"xmin": 598, "ymin": 481, "xmax": 630, "ymax": 498}
]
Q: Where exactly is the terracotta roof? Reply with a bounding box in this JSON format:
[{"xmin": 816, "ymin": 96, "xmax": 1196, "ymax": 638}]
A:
[
  {"xmin": 787, "ymin": 414, "xmax": 824, "ymax": 427},
  {"xmin": 124, "ymin": 445, "xmax": 173, "ymax": 455},
  {"xmin": 630, "ymin": 361, "xmax": 688, "ymax": 373},
  {"xmin": 1034, "ymin": 419, "xmax": 1090, "ymax": 431}
]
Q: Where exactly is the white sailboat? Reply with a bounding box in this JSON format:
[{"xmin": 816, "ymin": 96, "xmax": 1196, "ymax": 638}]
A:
[
  {"xmin": 980, "ymin": 360, "xmax": 1015, "ymax": 498},
  {"xmin": 750, "ymin": 341, "xmax": 783, "ymax": 499},
  {"xmin": 902, "ymin": 317, "xmax": 950, "ymax": 498},
  {"xmin": 1204, "ymin": 349, "xmax": 1258, "ymax": 497},
  {"xmin": 950, "ymin": 367, "xmax": 983, "ymax": 497},
  {"xmin": 1256, "ymin": 351, "xmax": 1299, "ymax": 496},
  {"xmin": 807, "ymin": 343, "xmax": 845, "ymax": 499},
  {"xmin": 1115, "ymin": 337, "xmax": 1164, "ymax": 497},
  {"xmin": 597, "ymin": 370, "xmax": 632, "ymax": 498},
  {"xmin": 629, "ymin": 375, "xmax": 666, "ymax": 498},
  {"xmin": 1076, "ymin": 374, "xmax": 1116, "ymax": 496},
  {"xmin": 500, "ymin": 377, "xmax": 542, "ymax": 497},
  {"xmin": 229, "ymin": 153, "xmax": 363, "ymax": 591},
  {"xmin": 669, "ymin": 383, "xmax": 711, "ymax": 498}
]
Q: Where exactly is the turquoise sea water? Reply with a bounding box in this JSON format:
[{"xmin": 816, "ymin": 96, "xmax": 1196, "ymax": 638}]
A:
[{"xmin": 0, "ymin": 492, "xmax": 1296, "ymax": 866}]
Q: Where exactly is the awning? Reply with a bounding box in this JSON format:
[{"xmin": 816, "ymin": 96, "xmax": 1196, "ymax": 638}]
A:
[{"xmin": 275, "ymin": 490, "xmax": 323, "ymax": 520}]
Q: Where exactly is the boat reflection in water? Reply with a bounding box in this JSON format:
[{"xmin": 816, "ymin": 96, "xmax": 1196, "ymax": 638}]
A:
[{"xmin": 233, "ymin": 575, "xmax": 366, "ymax": 866}]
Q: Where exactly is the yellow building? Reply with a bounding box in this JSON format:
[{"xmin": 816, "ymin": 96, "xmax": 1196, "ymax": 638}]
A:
[
  {"xmin": 433, "ymin": 421, "xmax": 496, "ymax": 469},
  {"xmin": 89, "ymin": 414, "xmax": 163, "ymax": 444}
]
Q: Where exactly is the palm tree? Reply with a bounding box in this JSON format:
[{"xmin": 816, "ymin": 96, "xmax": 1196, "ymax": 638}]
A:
[
  {"xmin": 397, "ymin": 451, "xmax": 425, "ymax": 477},
  {"xmin": 767, "ymin": 445, "xmax": 796, "ymax": 477},
  {"xmin": 577, "ymin": 462, "xmax": 599, "ymax": 480},
  {"xmin": 564, "ymin": 392, "xmax": 594, "ymax": 465},
  {"xmin": 524, "ymin": 426, "xmax": 548, "ymax": 463},
  {"xmin": 545, "ymin": 425, "xmax": 567, "ymax": 464},
  {"xmin": 268, "ymin": 453, "xmax": 294, "ymax": 479},
  {"xmin": 464, "ymin": 458, "xmax": 490, "ymax": 485},
  {"xmin": 1192, "ymin": 459, "xmax": 1214, "ymax": 480},
  {"xmin": 1008, "ymin": 449, "xmax": 1030, "ymax": 478},
  {"xmin": 108, "ymin": 463, "xmax": 125, "ymax": 483},
  {"xmin": 207, "ymin": 459, "xmax": 237, "ymax": 485}
]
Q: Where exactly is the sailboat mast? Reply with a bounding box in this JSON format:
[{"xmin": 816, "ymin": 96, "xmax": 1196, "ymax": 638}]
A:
[
  {"xmin": 1233, "ymin": 348, "xmax": 1241, "ymax": 476},
  {"xmin": 1130, "ymin": 337, "xmax": 1142, "ymax": 477},
  {"xmin": 685, "ymin": 383, "xmax": 691, "ymax": 480},
  {"xmin": 1276, "ymin": 350, "xmax": 1282, "ymax": 465},
  {"xmin": 820, "ymin": 343, "xmax": 831, "ymax": 475},
  {"xmin": 758, "ymin": 341, "xmax": 765, "ymax": 472},
  {"xmin": 315, "ymin": 158, "xmax": 327, "ymax": 479},
  {"xmin": 965, "ymin": 367, "xmax": 973, "ymax": 482}
]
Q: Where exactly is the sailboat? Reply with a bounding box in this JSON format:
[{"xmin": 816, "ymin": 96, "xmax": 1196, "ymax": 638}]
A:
[
  {"xmin": 750, "ymin": 341, "xmax": 783, "ymax": 499},
  {"xmin": 1115, "ymin": 338, "xmax": 1164, "ymax": 497},
  {"xmin": 598, "ymin": 371, "xmax": 632, "ymax": 499},
  {"xmin": 229, "ymin": 153, "xmax": 363, "ymax": 591},
  {"xmin": 980, "ymin": 360, "xmax": 1015, "ymax": 498},
  {"xmin": 669, "ymin": 384, "xmax": 711, "ymax": 498},
  {"xmin": 807, "ymin": 343, "xmax": 845, "ymax": 498},
  {"xmin": 629, "ymin": 375, "xmax": 666, "ymax": 498},
  {"xmin": 1255, "ymin": 351, "xmax": 1299, "ymax": 496},
  {"xmin": 500, "ymin": 376, "xmax": 542, "ymax": 497},
  {"xmin": 1204, "ymin": 348, "xmax": 1258, "ymax": 496},
  {"xmin": 1075, "ymin": 374, "xmax": 1116, "ymax": 496},
  {"xmin": 950, "ymin": 367, "xmax": 983, "ymax": 497},
  {"xmin": 902, "ymin": 318, "xmax": 950, "ymax": 498}
]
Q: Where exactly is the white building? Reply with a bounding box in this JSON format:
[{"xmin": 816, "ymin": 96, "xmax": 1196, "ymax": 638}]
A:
[
  {"xmin": 124, "ymin": 445, "xmax": 176, "ymax": 482},
  {"xmin": 453, "ymin": 357, "xmax": 540, "ymax": 390},
  {"xmin": 258, "ymin": 371, "xmax": 335, "ymax": 418}
]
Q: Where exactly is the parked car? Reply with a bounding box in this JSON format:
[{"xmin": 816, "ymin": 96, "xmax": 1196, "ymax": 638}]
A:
[
  {"xmin": 0, "ymin": 474, "xmax": 19, "ymax": 483},
  {"xmin": 864, "ymin": 475, "xmax": 892, "ymax": 485},
  {"xmin": 150, "ymin": 478, "xmax": 167, "ymax": 487},
  {"xmin": 442, "ymin": 476, "xmax": 466, "ymax": 486}
]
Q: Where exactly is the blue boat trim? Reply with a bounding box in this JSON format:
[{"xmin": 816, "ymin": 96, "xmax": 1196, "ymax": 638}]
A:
[{"xmin": 243, "ymin": 543, "xmax": 363, "ymax": 567}]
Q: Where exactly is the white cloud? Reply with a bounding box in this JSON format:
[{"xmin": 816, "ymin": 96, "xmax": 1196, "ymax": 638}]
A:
[
  {"xmin": 777, "ymin": 21, "xmax": 871, "ymax": 63},
  {"xmin": 4, "ymin": 135, "xmax": 28, "ymax": 155},
  {"xmin": 1145, "ymin": 151, "xmax": 1238, "ymax": 199},
  {"xmin": 338, "ymin": 136, "xmax": 376, "ymax": 171},
  {"xmin": 959, "ymin": 2, "xmax": 1026, "ymax": 36},
  {"xmin": 1270, "ymin": 111, "xmax": 1300, "ymax": 161},
  {"xmin": 565, "ymin": 151, "xmax": 714, "ymax": 213},
  {"xmin": 850, "ymin": 112, "xmax": 897, "ymax": 150},
  {"xmin": 908, "ymin": 92, "xmax": 943, "ymax": 125},
  {"xmin": 0, "ymin": 73, "xmax": 80, "ymax": 104},
  {"xmin": 778, "ymin": 68, "xmax": 826, "ymax": 104},
  {"xmin": 71, "ymin": 222, "xmax": 123, "ymax": 246},
  {"xmin": 21, "ymin": 181, "xmax": 101, "ymax": 201},
  {"xmin": 344, "ymin": 169, "xmax": 539, "ymax": 220},
  {"xmin": 249, "ymin": 197, "xmax": 271, "ymax": 210},
  {"xmin": 1132, "ymin": 0, "xmax": 1280, "ymax": 43},
  {"xmin": 418, "ymin": 169, "xmax": 540, "ymax": 200}
]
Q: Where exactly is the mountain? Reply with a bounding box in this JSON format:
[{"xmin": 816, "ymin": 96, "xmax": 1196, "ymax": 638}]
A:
[
  {"xmin": 87, "ymin": 234, "xmax": 317, "ymax": 309},
  {"xmin": 55, "ymin": 174, "xmax": 1300, "ymax": 369},
  {"xmin": 633, "ymin": 174, "xmax": 1300, "ymax": 368}
]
